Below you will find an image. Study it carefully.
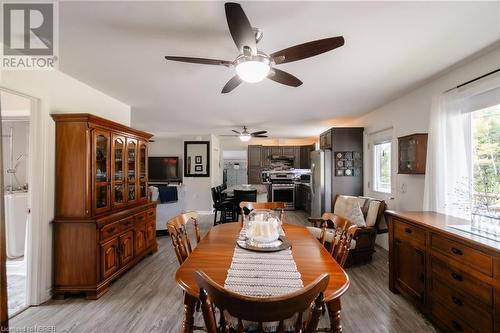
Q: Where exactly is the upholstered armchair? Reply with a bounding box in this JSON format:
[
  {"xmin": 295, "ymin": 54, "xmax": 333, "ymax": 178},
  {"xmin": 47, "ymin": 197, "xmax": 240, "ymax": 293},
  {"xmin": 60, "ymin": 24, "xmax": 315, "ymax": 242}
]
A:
[{"xmin": 307, "ymin": 194, "xmax": 387, "ymax": 266}]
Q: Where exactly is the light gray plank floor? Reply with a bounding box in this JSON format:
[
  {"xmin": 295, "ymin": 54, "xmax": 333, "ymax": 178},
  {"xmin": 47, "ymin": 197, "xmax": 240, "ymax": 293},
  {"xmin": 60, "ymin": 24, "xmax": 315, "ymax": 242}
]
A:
[
  {"xmin": 10, "ymin": 212, "xmax": 437, "ymax": 333},
  {"xmin": 7, "ymin": 256, "xmax": 26, "ymax": 316}
]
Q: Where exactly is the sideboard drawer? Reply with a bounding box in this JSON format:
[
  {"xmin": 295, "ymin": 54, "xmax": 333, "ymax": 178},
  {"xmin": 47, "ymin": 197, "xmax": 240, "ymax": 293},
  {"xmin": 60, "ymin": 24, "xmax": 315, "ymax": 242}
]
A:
[
  {"xmin": 431, "ymin": 233, "xmax": 493, "ymax": 276},
  {"xmin": 432, "ymin": 299, "xmax": 480, "ymax": 333},
  {"xmin": 394, "ymin": 219, "xmax": 426, "ymax": 248},
  {"xmin": 431, "ymin": 258, "xmax": 493, "ymax": 307},
  {"xmin": 432, "ymin": 278, "xmax": 493, "ymax": 333}
]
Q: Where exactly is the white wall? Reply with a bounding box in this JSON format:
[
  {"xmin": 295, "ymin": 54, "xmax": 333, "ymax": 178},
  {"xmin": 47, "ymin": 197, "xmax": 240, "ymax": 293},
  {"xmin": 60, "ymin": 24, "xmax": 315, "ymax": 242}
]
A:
[
  {"xmin": 343, "ymin": 45, "xmax": 500, "ymax": 249},
  {"xmin": 2, "ymin": 119, "xmax": 29, "ymax": 189},
  {"xmin": 149, "ymin": 135, "xmax": 222, "ymax": 213},
  {"xmin": 0, "ymin": 70, "xmax": 131, "ymax": 304}
]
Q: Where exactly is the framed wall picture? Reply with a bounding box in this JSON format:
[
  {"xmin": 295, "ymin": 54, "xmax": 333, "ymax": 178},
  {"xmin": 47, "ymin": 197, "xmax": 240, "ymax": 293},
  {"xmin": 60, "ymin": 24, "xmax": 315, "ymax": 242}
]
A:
[
  {"xmin": 335, "ymin": 151, "xmax": 362, "ymax": 177},
  {"xmin": 184, "ymin": 141, "xmax": 210, "ymax": 177}
]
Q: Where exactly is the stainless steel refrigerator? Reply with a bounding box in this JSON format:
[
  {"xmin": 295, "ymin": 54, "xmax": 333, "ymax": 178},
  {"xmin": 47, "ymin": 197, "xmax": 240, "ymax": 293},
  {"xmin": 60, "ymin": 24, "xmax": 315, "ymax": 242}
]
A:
[{"xmin": 310, "ymin": 150, "xmax": 331, "ymax": 217}]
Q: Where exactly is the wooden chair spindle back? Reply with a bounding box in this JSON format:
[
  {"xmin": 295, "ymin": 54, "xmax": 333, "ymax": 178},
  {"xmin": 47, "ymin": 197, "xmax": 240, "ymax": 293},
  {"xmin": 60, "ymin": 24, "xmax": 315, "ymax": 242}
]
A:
[
  {"xmin": 194, "ymin": 270, "xmax": 329, "ymax": 333},
  {"xmin": 167, "ymin": 211, "xmax": 200, "ymax": 265}
]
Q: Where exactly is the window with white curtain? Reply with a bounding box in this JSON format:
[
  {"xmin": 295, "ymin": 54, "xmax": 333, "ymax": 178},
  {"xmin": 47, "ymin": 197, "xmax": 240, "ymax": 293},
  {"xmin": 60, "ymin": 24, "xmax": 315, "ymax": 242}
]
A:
[
  {"xmin": 471, "ymin": 104, "xmax": 500, "ymax": 213},
  {"xmin": 424, "ymin": 73, "xmax": 500, "ymax": 220},
  {"xmin": 373, "ymin": 142, "xmax": 391, "ymax": 193}
]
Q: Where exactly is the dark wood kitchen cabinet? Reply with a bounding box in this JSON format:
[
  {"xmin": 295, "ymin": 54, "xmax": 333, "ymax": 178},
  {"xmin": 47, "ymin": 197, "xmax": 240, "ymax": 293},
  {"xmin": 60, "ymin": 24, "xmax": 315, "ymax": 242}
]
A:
[
  {"xmin": 52, "ymin": 113, "xmax": 157, "ymax": 300},
  {"xmin": 320, "ymin": 130, "xmax": 332, "ymax": 150},
  {"xmin": 249, "ymin": 144, "xmax": 314, "ymax": 171},
  {"xmin": 398, "ymin": 133, "xmax": 428, "ymax": 174},
  {"xmin": 387, "ymin": 211, "xmax": 500, "ymax": 333},
  {"xmin": 261, "ymin": 146, "xmax": 272, "ymax": 168},
  {"xmin": 295, "ymin": 184, "xmax": 311, "ymax": 214},
  {"xmin": 248, "ymin": 145, "xmax": 262, "ymax": 167},
  {"xmin": 281, "ymin": 146, "xmax": 296, "ymax": 157},
  {"xmin": 300, "ymin": 145, "xmax": 314, "ymax": 169}
]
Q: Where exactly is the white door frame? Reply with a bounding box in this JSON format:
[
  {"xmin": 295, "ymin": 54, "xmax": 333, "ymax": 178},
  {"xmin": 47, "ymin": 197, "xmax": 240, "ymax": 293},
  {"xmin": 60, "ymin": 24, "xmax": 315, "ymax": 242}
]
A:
[{"xmin": 0, "ymin": 87, "xmax": 44, "ymax": 307}]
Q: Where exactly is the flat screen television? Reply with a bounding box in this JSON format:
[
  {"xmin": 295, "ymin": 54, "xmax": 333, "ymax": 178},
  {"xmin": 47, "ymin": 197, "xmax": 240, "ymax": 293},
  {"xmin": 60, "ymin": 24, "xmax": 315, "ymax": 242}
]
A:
[{"xmin": 148, "ymin": 156, "xmax": 180, "ymax": 182}]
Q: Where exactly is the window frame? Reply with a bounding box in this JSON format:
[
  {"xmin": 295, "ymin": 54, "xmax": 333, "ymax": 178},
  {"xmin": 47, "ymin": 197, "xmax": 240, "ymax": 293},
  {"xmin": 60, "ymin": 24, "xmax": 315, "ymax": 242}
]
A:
[{"xmin": 372, "ymin": 141, "xmax": 392, "ymax": 194}]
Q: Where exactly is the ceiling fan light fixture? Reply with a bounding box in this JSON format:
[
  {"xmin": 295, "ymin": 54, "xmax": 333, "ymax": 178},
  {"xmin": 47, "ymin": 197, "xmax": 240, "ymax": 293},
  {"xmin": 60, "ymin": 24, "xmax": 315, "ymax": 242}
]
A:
[
  {"xmin": 239, "ymin": 133, "xmax": 252, "ymax": 141},
  {"xmin": 235, "ymin": 55, "xmax": 270, "ymax": 83}
]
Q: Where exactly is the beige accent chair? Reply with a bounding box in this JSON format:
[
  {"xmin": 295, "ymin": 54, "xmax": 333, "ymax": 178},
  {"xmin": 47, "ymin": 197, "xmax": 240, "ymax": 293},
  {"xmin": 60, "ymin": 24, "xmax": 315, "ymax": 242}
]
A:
[{"xmin": 307, "ymin": 195, "xmax": 386, "ymax": 266}]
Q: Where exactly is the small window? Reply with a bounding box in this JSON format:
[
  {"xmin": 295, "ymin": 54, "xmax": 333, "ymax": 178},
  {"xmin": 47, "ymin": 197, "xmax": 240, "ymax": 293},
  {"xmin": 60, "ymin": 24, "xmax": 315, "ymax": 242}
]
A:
[{"xmin": 373, "ymin": 142, "xmax": 391, "ymax": 193}]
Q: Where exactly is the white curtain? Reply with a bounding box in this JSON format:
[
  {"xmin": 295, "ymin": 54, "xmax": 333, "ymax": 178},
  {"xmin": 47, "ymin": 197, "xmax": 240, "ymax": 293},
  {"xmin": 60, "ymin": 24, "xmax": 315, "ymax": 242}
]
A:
[{"xmin": 423, "ymin": 72, "xmax": 500, "ymax": 217}]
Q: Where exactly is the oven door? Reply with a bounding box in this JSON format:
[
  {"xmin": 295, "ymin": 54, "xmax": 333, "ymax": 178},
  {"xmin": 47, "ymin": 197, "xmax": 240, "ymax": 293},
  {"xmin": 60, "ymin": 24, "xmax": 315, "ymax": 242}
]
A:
[{"xmin": 271, "ymin": 185, "xmax": 295, "ymax": 210}]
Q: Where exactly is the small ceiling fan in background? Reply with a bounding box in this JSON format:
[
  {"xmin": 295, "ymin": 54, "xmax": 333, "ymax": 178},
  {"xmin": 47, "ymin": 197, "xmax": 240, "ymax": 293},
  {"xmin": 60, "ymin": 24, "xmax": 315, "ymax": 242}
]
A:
[
  {"xmin": 221, "ymin": 126, "xmax": 268, "ymax": 141},
  {"xmin": 165, "ymin": 2, "xmax": 345, "ymax": 93}
]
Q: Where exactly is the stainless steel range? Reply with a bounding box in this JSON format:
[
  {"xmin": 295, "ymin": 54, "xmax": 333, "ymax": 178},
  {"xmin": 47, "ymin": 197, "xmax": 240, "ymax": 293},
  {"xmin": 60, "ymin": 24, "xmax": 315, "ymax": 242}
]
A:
[{"xmin": 269, "ymin": 172, "xmax": 296, "ymax": 210}]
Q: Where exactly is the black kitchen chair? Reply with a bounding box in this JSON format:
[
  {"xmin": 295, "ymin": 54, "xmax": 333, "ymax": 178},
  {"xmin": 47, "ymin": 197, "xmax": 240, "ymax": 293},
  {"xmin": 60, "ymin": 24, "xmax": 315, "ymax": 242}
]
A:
[
  {"xmin": 233, "ymin": 189, "xmax": 257, "ymax": 222},
  {"xmin": 211, "ymin": 187, "xmax": 234, "ymax": 225}
]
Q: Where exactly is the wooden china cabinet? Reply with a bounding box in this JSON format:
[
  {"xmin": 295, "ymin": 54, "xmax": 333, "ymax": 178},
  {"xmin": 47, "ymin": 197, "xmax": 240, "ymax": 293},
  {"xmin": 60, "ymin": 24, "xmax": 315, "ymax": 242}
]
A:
[{"xmin": 52, "ymin": 114, "xmax": 156, "ymax": 299}]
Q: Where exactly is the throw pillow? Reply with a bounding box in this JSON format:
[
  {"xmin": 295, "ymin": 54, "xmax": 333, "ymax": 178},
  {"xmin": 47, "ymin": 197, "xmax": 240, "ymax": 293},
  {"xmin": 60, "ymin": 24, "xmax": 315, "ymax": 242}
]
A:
[{"xmin": 346, "ymin": 202, "xmax": 366, "ymax": 227}]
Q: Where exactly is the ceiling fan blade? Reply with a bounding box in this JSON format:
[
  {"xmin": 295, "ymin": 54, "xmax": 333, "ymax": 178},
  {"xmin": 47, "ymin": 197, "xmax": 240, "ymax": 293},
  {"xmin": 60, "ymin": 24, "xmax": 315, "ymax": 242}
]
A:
[
  {"xmin": 251, "ymin": 130, "xmax": 267, "ymax": 135},
  {"xmin": 253, "ymin": 135, "xmax": 268, "ymax": 138},
  {"xmin": 225, "ymin": 2, "xmax": 257, "ymax": 55},
  {"xmin": 232, "ymin": 130, "xmax": 241, "ymax": 135},
  {"xmin": 165, "ymin": 56, "xmax": 232, "ymax": 67},
  {"xmin": 221, "ymin": 75, "xmax": 242, "ymax": 94},
  {"xmin": 268, "ymin": 68, "xmax": 302, "ymax": 87},
  {"xmin": 271, "ymin": 36, "xmax": 344, "ymax": 65}
]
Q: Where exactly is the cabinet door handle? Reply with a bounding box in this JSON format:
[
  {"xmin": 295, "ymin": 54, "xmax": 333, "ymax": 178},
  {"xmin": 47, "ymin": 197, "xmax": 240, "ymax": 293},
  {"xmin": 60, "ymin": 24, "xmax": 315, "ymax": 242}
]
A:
[
  {"xmin": 451, "ymin": 296, "xmax": 463, "ymax": 306},
  {"xmin": 451, "ymin": 320, "xmax": 463, "ymax": 332},
  {"xmin": 404, "ymin": 228, "xmax": 412, "ymax": 234},
  {"xmin": 451, "ymin": 272, "xmax": 463, "ymax": 282},
  {"xmin": 106, "ymin": 227, "xmax": 116, "ymax": 234},
  {"xmin": 451, "ymin": 247, "xmax": 463, "ymax": 256}
]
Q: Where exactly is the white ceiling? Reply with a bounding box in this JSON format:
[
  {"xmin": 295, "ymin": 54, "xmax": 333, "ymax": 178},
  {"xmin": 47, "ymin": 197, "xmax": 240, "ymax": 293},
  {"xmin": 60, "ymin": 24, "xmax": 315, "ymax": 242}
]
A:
[{"xmin": 59, "ymin": 1, "xmax": 500, "ymax": 139}]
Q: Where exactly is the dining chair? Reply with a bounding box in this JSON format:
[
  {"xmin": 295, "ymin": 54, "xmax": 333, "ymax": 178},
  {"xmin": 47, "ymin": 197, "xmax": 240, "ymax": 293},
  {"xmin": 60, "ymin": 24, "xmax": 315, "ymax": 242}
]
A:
[
  {"xmin": 211, "ymin": 187, "xmax": 234, "ymax": 225},
  {"xmin": 233, "ymin": 189, "xmax": 257, "ymax": 221},
  {"xmin": 193, "ymin": 270, "xmax": 329, "ymax": 333},
  {"xmin": 167, "ymin": 211, "xmax": 200, "ymax": 265},
  {"xmin": 239, "ymin": 201, "xmax": 285, "ymax": 223}
]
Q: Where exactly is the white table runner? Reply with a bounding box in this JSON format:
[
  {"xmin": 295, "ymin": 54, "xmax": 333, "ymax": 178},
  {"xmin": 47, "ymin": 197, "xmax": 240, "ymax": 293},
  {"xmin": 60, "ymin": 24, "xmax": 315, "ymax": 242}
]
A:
[{"xmin": 223, "ymin": 231, "xmax": 304, "ymax": 330}]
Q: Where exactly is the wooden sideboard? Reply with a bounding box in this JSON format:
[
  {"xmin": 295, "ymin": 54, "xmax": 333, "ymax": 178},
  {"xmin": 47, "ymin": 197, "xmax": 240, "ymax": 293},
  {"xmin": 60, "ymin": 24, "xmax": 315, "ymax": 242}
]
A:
[
  {"xmin": 386, "ymin": 211, "xmax": 500, "ymax": 333},
  {"xmin": 52, "ymin": 114, "xmax": 157, "ymax": 299}
]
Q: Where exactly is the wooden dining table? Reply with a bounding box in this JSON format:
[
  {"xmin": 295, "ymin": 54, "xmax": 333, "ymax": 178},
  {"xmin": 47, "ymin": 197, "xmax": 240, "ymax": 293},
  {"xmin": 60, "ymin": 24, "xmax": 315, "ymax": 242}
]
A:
[{"xmin": 175, "ymin": 222, "xmax": 350, "ymax": 333}]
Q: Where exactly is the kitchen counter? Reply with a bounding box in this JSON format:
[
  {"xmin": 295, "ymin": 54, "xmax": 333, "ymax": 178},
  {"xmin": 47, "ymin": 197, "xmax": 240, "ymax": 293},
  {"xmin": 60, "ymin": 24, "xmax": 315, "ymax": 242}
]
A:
[{"xmin": 223, "ymin": 184, "xmax": 268, "ymax": 195}]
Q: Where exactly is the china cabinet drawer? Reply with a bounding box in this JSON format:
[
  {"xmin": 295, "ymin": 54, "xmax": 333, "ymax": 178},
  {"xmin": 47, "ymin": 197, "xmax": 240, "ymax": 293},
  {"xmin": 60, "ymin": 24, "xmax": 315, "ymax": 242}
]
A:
[
  {"xmin": 431, "ymin": 233, "xmax": 493, "ymax": 276},
  {"xmin": 146, "ymin": 208, "xmax": 156, "ymax": 220},
  {"xmin": 394, "ymin": 219, "xmax": 426, "ymax": 248},
  {"xmin": 134, "ymin": 212, "xmax": 147, "ymax": 224},
  {"xmin": 119, "ymin": 217, "xmax": 134, "ymax": 230},
  {"xmin": 431, "ymin": 258, "xmax": 493, "ymax": 307},
  {"xmin": 432, "ymin": 300, "xmax": 480, "ymax": 333},
  {"xmin": 100, "ymin": 222, "xmax": 121, "ymax": 241},
  {"xmin": 432, "ymin": 278, "xmax": 493, "ymax": 333}
]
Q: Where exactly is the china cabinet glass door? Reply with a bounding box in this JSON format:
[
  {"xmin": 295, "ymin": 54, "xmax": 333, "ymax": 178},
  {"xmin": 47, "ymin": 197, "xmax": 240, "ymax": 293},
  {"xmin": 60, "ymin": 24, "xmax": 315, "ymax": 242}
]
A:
[
  {"xmin": 93, "ymin": 130, "xmax": 110, "ymax": 214},
  {"xmin": 126, "ymin": 138, "xmax": 138, "ymax": 204},
  {"xmin": 111, "ymin": 135, "xmax": 126, "ymax": 208},
  {"xmin": 138, "ymin": 141, "xmax": 148, "ymax": 201}
]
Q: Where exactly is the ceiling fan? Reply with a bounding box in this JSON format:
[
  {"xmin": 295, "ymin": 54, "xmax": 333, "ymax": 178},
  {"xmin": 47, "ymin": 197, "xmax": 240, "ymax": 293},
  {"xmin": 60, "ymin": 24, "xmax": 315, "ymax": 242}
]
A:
[
  {"xmin": 165, "ymin": 2, "xmax": 344, "ymax": 93},
  {"xmin": 221, "ymin": 126, "xmax": 268, "ymax": 141}
]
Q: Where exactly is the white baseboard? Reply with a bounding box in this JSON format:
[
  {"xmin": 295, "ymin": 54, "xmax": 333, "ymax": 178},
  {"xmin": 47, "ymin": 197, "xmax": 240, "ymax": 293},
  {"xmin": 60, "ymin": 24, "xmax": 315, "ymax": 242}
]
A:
[{"xmin": 196, "ymin": 210, "xmax": 214, "ymax": 215}]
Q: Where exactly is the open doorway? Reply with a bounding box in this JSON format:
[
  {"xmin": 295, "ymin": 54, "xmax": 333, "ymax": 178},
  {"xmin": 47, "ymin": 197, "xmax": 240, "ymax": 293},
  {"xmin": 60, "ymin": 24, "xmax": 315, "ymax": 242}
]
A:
[{"xmin": 0, "ymin": 90, "xmax": 31, "ymax": 316}]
